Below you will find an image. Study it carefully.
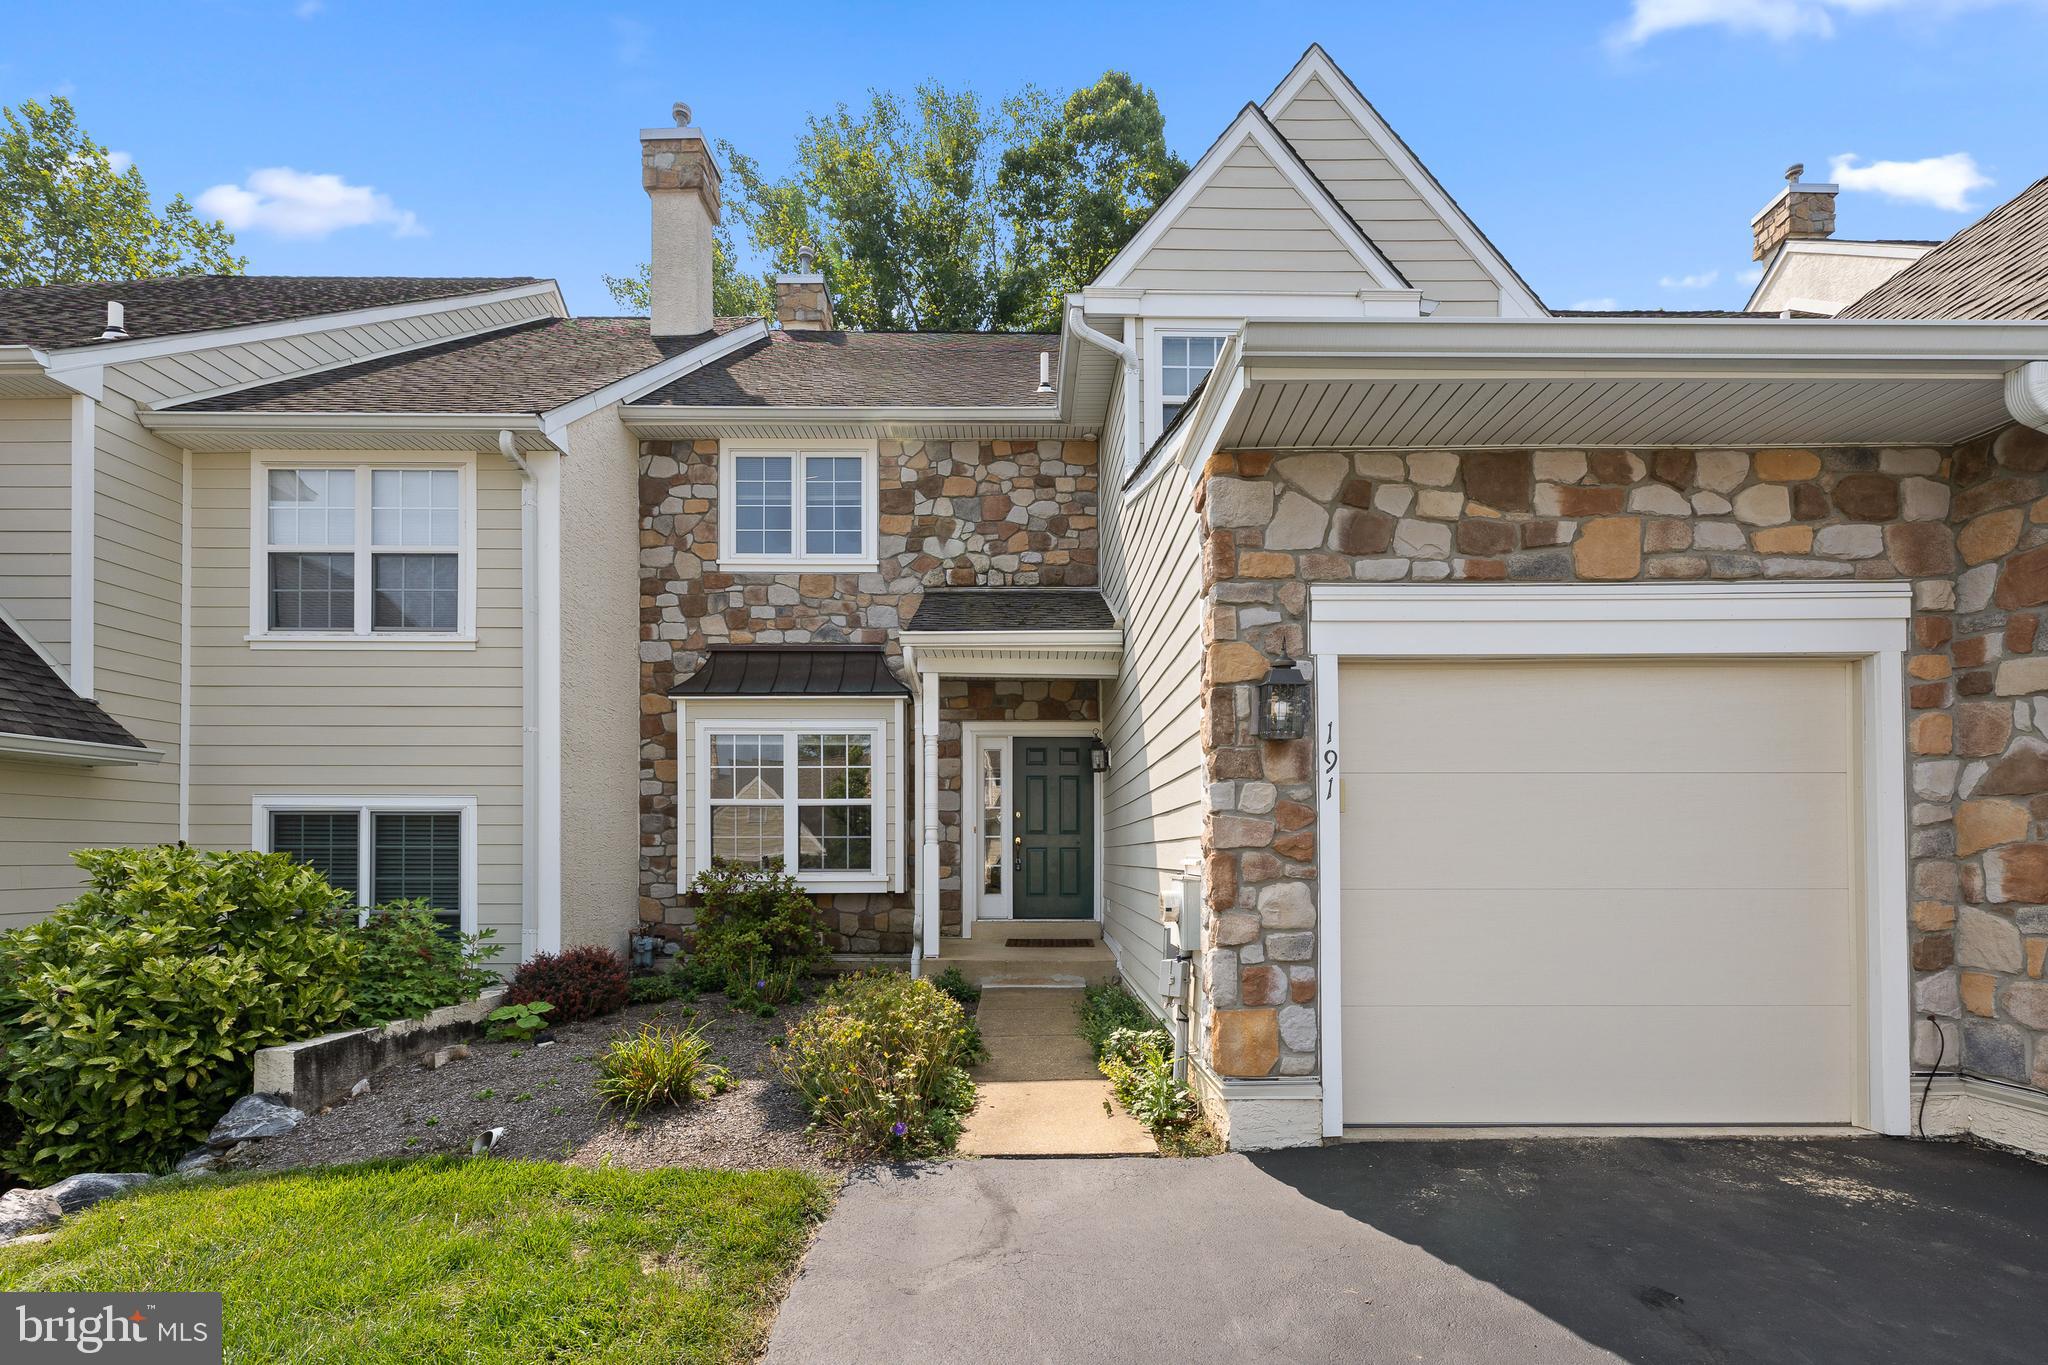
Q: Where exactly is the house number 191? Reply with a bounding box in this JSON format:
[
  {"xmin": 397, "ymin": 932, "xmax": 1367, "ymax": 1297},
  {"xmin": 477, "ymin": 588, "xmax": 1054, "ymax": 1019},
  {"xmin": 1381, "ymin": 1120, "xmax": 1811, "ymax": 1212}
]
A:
[{"xmin": 1323, "ymin": 719, "xmax": 1338, "ymax": 801}]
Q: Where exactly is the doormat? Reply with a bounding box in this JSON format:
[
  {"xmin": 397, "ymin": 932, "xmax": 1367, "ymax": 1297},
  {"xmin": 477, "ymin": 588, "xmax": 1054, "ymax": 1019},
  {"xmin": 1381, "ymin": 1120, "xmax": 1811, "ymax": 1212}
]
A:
[{"xmin": 1005, "ymin": 937, "xmax": 1094, "ymax": 948}]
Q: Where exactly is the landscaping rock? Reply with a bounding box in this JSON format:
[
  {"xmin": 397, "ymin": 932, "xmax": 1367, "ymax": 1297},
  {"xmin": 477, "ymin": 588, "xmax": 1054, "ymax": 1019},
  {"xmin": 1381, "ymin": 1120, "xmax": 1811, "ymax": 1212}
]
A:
[
  {"xmin": 175, "ymin": 1149, "xmax": 219, "ymax": 1174},
  {"xmin": 208, "ymin": 1094, "xmax": 306, "ymax": 1150},
  {"xmin": 0, "ymin": 1186, "xmax": 61, "ymax": 1243},
  {"xmin": 44, "ymin": 1171, "xmax": 152, "ymax": 1216}
]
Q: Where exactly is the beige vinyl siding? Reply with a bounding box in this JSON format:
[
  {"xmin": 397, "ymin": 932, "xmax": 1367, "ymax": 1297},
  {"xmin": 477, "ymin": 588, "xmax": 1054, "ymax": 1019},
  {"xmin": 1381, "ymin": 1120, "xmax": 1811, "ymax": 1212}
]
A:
[
  {"xmin": 672, "ymin": 698, "xmax": 906, "ymax": 893},
  {"xmin": 110, "ymin": 290, "xmax": 558, "ymax": 407},
  {"xmin": 0, "ymin": 374, "xmax": 183, "ymax": 928},
  {"xmin": 0, "ymin": 398, "xmax": 73, "ymax": 661},
  {"xmin": 1121, "ymin": 138, "xmax": 1384, "ymax": 295},
  {"xmin": 1269, "ymin": 75, "xmax": 1503, "ymax": 315},
  {"xmin": 1096, "ymin": 371, "xmax": 1206, "ymax": 1014},
  {"xmin": 184, "ymin": 448, "xmax": 527, "ymax": 947}
]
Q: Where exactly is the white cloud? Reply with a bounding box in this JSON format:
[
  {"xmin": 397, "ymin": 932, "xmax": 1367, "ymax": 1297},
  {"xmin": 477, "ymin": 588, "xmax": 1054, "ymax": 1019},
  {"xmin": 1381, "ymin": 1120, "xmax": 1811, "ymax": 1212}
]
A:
[
  {"xmin": 1571, "ymin": 297, "xmax": 1620, "ymax": 310},
  {"xmin": 1659, "ymin": 269, "xmax": 1720, "ymax": 289},
  {"xmin": 1612, "ymin": 0, "xmax": 2025, "ymax": 47},
  {"xmin": 197, "ymin": 167, "xmax": 425, "ymax": 239},
  {"xmin": 1828, "ymin": 151, "xmax": 1991, "ymax": 211},
  {"xmin": 294, "ymin": 0, "xmax": 324, "ymax": 16},
  {"xmin": 104, "ymin": 150, "xmax": 133, "ymax": 174}
]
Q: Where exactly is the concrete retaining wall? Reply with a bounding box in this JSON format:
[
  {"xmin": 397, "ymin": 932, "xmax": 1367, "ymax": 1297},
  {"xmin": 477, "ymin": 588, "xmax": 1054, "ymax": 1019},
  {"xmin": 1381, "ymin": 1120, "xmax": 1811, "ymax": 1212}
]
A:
[{"xmin": 252, "ymin": 987, "xmax": 506, "ymax": 1111}]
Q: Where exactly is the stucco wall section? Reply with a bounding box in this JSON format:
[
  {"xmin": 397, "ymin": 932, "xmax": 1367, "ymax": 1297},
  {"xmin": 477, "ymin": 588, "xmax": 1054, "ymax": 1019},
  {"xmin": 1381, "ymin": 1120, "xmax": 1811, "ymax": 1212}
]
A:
[{"xmin": 637, "ymin": 436, "xmax": 1098, "ymax": 952}]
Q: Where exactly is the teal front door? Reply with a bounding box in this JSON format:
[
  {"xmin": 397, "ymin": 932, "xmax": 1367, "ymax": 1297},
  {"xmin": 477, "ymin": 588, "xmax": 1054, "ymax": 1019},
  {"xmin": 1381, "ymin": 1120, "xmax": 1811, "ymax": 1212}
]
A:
[{"xmin": 1012, "ymin": 737, "xmax": 1094, "ymax": 919}]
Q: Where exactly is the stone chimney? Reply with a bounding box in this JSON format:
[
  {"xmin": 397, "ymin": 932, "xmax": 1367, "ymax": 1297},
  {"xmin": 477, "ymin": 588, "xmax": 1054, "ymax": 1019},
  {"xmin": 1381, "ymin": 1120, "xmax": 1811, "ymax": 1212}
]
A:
[
  {"xmin": 1751, "ymin": 163, "xmax": 1838, "ymax": 261},
  {"xmin": 773, "ymin": 246, "xmax": 834, "ymax": 331},
  {"xmin": 641, "ymin": 102, "xmax": 721, "ymax": 336}
]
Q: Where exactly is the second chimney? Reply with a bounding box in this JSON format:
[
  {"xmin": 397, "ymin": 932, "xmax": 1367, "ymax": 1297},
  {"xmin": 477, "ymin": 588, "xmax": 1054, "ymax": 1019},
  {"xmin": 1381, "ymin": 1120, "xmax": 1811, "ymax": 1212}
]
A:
[
  {"xmin": 641, "ymin": 102, "xmax": 721, "ymax": 336},
  {"xmin": 1751, "ymin": 163, "xmax": 1837, "ymax": 261},
  {"xmin": 773, "ymin": 247, "xmax": 834, "ymax": 331}
]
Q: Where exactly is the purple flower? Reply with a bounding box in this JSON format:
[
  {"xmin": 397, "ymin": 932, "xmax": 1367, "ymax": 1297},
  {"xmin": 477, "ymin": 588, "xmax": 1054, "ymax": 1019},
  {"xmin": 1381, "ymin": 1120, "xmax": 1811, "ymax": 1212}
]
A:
[
  {"xmin": 756, "ymin": 980, "xmax": 768, "ymax": 990},
  {"xmin": 891, "ymin": 1121, "xmax": 909, "ymax": 1137}
]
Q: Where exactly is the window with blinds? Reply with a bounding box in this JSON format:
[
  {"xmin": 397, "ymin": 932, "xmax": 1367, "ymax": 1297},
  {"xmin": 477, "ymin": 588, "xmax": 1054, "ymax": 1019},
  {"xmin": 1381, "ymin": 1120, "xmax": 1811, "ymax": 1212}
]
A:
[
  {"xmin": 372, "ymin": 811, "xmax": 463, "ymax": 927},
  {"xmin": 269, "ymin": 810, "xmax": 361, "ymax": 898}
]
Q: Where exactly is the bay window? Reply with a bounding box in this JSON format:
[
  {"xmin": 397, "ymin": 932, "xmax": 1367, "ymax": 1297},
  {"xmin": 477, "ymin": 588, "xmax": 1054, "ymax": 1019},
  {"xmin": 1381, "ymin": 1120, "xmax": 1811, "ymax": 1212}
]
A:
[{"xmin": 699, "ymin": 723, "xmax": 885, "ymax": 883}]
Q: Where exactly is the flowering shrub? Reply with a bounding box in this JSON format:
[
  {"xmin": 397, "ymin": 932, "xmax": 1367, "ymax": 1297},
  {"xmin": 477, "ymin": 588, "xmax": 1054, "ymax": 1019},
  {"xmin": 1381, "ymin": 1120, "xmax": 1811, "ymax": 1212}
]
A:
[
  {"xmin": 594, "ymin": 1023, "xmax": 731, "ymax": 1116},
  {"xmin": 505, "ymin": 945, "xmax": 629, "ymax": 1023},
  {"xmin": 0, "ymin": 846, "xmax": 358, "ymax": 1182},
  {"xmin": 779, "ymin": 972, "xmax": 978, "ymax": 1155},
  {"xmin": 347, "ymin": 901, "xmax": 499, "ymax": 1026}
]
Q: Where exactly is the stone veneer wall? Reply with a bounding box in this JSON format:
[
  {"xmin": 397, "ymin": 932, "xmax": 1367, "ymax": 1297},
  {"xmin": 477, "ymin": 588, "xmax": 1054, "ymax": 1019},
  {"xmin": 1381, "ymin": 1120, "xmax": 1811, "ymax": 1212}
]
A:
[
  {"xmin": 638, "ymin": 436, "xmax": 1098, "ymax": 952},
  {"xmin": 1196, "ymin": 430, "xmax": 2048, "ymax": 1093}
]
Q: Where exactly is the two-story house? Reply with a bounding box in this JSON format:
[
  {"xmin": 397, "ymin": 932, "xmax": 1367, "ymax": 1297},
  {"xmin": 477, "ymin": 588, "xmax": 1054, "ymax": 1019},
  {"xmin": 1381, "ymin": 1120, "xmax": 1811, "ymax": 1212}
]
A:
[{"xmin": 7, "ymin": 46, "xmax": 2048, "ymax": 1154}]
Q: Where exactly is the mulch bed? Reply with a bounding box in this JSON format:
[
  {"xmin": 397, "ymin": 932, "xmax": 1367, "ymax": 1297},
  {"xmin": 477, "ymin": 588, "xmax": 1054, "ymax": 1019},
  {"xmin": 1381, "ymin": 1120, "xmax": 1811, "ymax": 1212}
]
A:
[{"xmin": 230, "ymin": 996, "xmax": 851, "ymax": 1178}]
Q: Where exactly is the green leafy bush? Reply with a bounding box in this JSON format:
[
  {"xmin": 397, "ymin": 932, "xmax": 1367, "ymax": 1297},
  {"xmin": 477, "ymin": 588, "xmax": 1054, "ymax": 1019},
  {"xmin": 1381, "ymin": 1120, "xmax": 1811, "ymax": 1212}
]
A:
[
  {"xmin": 347, "ymin": 901, "xmax": 499, "ymax": 1026},
  {"xmin": 929, "ymin": 965, "xmax": 980, "ymax": 1007},
  {"xmin": 1078, "ymin": 981, "xmax": 1153, "ymax": 1060},
  {"xmin": 486, "ymin": 1001, "xmax": 554, "ymax": 1042},
  {"xmin": 780, "ymin": 972, "xmax": 978, "ymax": 1155},
  {"xmin": 0, "ymin": 846, "xmax": 359, "ymax": 1183},
  {"xmin": 594, "ymin": 1024, "xmax": 731, "ymax": 1116},
  {"xmin": 627, "ymin": 971, "xmax": 694, "ymax": 1006},
  {"xmin": 684, "ymin": 861, "xmax": 828, "ymax": 997},
  {"xmin": 506, "ymin": 945, "xmax": 629, "ymax": 1023},
  {"xmin": 1098, "ymin": 1025, "xmax": 1197, "ymax": 1138}
]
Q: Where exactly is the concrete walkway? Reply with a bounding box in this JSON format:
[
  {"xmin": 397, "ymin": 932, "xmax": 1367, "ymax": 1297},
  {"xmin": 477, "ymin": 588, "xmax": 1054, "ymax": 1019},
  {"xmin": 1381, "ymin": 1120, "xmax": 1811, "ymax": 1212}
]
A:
[{"xmin": 955, "ymin": 988, "xmax": 1154, "ymax": 1157}]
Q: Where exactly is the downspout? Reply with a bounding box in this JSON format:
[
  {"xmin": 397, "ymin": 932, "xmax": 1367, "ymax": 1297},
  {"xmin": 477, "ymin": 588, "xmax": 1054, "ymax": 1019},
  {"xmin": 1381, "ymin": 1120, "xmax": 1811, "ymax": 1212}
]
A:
[
  {"xmin": 2008, "ymin": 362, "xmax": 2048, "ymax": 434},
  {"xmin": 502, "ymin": 430, "xmax": 541, "ymax": 961},
  {"xmin": 1065, "ymin": 299, "xmax": 1141, "ymax": 454}
]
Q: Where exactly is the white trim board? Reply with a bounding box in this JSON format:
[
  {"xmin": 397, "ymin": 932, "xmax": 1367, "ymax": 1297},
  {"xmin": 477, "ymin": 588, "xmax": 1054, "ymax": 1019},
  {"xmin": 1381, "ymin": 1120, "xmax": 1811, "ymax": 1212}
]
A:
[
  {"xmin": 957, "ymin": 721, "xmax": 1109, "ymax": 939},
  {"xmin": 68, "ymin": 394, "xmax": 95, "ymax": 697},
  {"xmin": 1305, "ymin": 581, "xmax": 1913, "ymax": 1141},
  {"xmin": 1090, "ymin": 101, "xmax": 1408, "ymax": 295}
]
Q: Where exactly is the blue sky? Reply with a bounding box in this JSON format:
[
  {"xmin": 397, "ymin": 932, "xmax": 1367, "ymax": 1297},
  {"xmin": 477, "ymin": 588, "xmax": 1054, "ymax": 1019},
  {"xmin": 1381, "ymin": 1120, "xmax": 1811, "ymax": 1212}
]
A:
[{"xmin": 6, "ymin": 0, "xmax": 2046, "ymax": 316}]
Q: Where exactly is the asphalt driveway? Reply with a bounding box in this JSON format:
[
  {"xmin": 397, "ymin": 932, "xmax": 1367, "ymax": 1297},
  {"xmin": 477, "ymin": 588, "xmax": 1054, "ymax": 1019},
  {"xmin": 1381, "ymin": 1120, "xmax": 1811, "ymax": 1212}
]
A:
[{"xmin": 765, "ymin": 1137, "xmax": 2048, "ymax": 1363}]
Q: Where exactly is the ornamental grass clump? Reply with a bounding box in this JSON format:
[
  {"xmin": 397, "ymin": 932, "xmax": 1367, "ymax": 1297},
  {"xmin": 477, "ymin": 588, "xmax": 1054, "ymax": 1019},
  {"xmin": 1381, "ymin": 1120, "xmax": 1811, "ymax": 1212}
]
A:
[
  {"xmin": 0, "ymin": 846, "xmax": 359, "ymax": 1183},
  {"xmin": 779, "ymin": 972, "xmax": 978, "ymax": 1155},
  {"xmin": 594, "ymin": 1024, "xmax": 731, "ymax": 1117}
]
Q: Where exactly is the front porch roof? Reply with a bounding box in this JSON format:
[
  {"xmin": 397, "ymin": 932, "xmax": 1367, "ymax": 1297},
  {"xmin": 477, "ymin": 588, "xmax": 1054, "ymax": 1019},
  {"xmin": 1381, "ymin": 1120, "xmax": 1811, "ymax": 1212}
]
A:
[
  {"xmin": 1163, "ymin": 317, "xmax": 2048, "ymax": 467},
  {"xmin": 901, "ymin": 590, "xmax": 1122, "ymax": 679}
]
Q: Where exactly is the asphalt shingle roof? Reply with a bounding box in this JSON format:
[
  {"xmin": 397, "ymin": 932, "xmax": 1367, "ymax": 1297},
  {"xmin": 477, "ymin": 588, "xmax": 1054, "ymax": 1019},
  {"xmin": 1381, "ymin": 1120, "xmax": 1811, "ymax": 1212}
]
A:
[
  {"xmin": 175, "ymin": 316, "xmax": 751, "ymax": 415},
  {"xmin": 667, "ymin": 646, "xmax": 909, "ymax": 697},
  {"xmin": 635, "ymin": 329, "xmax": 1061, "ymax": 408},
  {"xmin": 0, "ymin": 618, "xmax": 143, "ymax": 749},
  {"xmin": 906, "ymin": 589, "xmax": 1115, "ymax": 632},
  {"xmin": 0, "ymin": 275, "xmax": 541, "ymax": 349},
  {"xmin": 1839, "ymin": 176, "xmax": 2048, "ymax": 321}
]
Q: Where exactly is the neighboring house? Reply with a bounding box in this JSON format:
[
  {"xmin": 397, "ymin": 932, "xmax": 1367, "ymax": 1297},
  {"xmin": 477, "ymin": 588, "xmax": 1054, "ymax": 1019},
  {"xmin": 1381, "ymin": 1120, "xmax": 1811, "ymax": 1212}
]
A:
[
  {"xmin": 1744, "ymin": 167, "xmax": 1937, "ymax": 316},
  {"xmin": 5, "ymin": 46, "xmax": 2048, "ymax": 1155}
]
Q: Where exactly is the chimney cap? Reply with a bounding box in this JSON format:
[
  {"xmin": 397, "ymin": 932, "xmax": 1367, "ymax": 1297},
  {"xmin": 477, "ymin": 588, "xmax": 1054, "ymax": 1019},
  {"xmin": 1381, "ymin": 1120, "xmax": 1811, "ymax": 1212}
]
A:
[
  {"xmin": 672, "ymin": 101, "xmax": 693, "ymax": 128},
  {"xmin": 1785, "ymin": 162, "xmax": 1805, "ymax": 184}
]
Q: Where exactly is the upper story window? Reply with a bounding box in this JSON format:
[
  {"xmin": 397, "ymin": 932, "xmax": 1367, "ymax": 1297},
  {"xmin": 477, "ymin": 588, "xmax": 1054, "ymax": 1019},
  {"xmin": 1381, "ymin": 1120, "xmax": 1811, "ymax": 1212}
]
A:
[
  {"xmin": 253, "ymin": 458, "xmax": 473, "ymax": 645},
  {"xmin": 1158, "ymin": 333, "xmax": 1227, "ymax": 429},
  {"xmin": 719, "ymin": 442, "xmax": 877, "ymax": 572}
]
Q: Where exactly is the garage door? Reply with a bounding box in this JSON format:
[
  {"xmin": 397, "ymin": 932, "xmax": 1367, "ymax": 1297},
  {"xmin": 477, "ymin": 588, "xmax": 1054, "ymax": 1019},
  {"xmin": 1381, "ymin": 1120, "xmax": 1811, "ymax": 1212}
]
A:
[{"xmin": 1338, "ymin": 659, "xmax": 1857, "ymax": 1126}]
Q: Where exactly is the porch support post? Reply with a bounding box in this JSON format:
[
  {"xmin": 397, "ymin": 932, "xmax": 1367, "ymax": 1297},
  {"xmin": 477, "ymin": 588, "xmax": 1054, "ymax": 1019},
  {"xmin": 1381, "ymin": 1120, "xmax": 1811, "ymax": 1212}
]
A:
[{"xmin": 919, "ymin": 667, "xmax": 941, "ymax": 960}]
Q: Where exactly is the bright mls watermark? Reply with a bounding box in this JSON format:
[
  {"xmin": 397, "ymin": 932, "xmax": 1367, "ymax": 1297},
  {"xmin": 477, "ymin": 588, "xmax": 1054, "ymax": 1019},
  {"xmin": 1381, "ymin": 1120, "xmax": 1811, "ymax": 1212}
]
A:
[{"xmin": 4, "ymin": 1294, "xmax": 220, "ymax": 1362}]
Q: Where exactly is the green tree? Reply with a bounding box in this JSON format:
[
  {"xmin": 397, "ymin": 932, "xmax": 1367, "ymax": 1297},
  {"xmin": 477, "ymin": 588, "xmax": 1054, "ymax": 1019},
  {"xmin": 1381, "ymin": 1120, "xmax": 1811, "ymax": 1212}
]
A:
[
  {"xmin": 720, "ymin": 82, "xmax": 1024, "ymax": 331},
  {"xmin": 602, "ymin": 226, "xmax": 771, "ymax": 319},
  {"xmin": 0, "ymin": 96, "xmax": 243, "ymax": 286},
  {"xmin": 996, "ymin": 72, "xmax": 1188, "ymax": 330}
]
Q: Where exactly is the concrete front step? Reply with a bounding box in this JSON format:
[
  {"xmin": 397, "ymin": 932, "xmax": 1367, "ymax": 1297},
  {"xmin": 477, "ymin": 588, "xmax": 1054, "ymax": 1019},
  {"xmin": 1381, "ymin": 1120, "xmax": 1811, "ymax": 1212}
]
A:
[
  {"xmin": 956, "ymin": 988, "xmax": 1155, "ymax": 1157},
  {"xmin": 930, "ymin": 931, "xmax": 1117, "ymax": 988}
]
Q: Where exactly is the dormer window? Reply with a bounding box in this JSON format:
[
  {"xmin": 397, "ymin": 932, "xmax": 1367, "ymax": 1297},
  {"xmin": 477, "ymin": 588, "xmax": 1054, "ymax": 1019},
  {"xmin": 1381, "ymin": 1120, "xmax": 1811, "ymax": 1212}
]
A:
[{"xmin": 718, "ymin": 440, "xmax": 877, "ymax": 572}]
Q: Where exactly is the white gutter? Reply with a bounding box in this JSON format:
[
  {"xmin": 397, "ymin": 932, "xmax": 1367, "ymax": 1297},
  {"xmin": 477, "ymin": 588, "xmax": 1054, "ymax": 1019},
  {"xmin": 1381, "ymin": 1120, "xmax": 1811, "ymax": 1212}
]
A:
[
  {"xmin": 0, "ymin": 732, "xmax": 163, "ymax": 767},
  {"xmin": 1065, "ymin": 298, "xmax": 1143, "ymax": 462},
  {"xmin": 143, "ymin": 410, "xmax": 549, "ymax": 435},
  {"xmin": 619, "ymin": 402, "xmax": 1069, "ymax": 427}
]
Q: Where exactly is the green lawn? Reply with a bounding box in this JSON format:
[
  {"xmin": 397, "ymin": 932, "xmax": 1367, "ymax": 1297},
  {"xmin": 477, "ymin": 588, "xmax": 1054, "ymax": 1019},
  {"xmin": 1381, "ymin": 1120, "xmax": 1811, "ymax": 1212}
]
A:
[{"xmin": 0, "ymin": 1158, "xmax": 829, "ymax": 1363}]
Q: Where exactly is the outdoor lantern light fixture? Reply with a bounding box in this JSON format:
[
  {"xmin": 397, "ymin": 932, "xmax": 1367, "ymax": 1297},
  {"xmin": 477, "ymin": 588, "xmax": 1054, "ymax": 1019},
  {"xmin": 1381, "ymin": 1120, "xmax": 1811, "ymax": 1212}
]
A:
[
  {"xmin": 1090, "ymin": 739, "xmax": 1111, "ymax": 773},
  {"xmin": 1256, "ymin": 657, "xmax": 1311, "ymax": 741}
]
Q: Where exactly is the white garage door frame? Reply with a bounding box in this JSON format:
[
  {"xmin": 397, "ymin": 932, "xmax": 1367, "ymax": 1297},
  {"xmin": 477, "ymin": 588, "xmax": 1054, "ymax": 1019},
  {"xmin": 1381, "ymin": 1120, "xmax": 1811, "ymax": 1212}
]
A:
[{"xmin": 1308, "ymin": 581, "xmax": 1913, "ymax": 1139}]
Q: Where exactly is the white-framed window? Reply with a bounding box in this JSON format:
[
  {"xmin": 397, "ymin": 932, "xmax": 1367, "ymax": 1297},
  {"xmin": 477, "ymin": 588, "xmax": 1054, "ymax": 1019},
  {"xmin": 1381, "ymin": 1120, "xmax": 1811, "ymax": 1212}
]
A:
[
  {"xmin": 252, "ymin": 794, "xmax": 479, "ymax": 934},
  {"xmin": 1148, "ymin": 327, "xmax": 1229, "ymax": 438},
  {"xmin": 716, "ymin": 440, "xmax": 877, "ymax": 571},
  {"xmin": 249, "ymin": 455, "xmax": 475, "ymax": 645},
  {"xmin": 695, "ymin": 721, "xmax": 887, "ymax": 886}
]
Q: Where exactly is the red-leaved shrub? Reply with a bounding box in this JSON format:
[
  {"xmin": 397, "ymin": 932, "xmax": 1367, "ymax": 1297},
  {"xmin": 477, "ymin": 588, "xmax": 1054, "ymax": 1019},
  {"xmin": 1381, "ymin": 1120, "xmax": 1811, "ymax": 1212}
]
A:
[{"xmin": 505, "ymin": 945, "xmax": 629, "ymax": 1023}]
